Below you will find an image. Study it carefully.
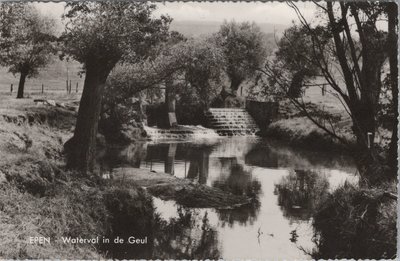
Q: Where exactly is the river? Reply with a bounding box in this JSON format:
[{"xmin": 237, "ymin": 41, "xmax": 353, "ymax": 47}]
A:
[{"xmin": 101, "ymin": 137, "xmax": 358, "ymax": 259}]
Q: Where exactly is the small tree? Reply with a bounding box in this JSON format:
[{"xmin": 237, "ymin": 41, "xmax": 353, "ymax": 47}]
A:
[
  {"xmin": 0, "ymin": 3, "xmax": 57, "ymax": 98},
  {"xmin": 274, "ymin": 24, "xmax": 326, "ymax": 98},
  {"xmin": 214, "ymin": 21, "xmax": 268, "ymax": 94},
  {"xmin": 62, "ymin": 2, "xmax": 170, "ymax": 172},
  {"xmin": 178, "ymin": 39, "xmax": 224, "ymax": 109}
]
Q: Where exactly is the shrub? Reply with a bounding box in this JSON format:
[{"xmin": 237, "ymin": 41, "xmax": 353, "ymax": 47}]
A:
[{"xmin": 311, "ymin": 182, "xmax": 397, "ymax": 259}]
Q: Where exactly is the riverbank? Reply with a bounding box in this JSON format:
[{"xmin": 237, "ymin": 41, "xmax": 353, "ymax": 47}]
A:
[
  {"xmin": 264, "ymin": 99, "xmax": 355, "ymax": 151},
  {"xmin": 0, "ymin": 94, "xmax": 255, "ymax": 258},
  {"xmin": 263, "ymin": 99, "xmax": 397, "ymax": 259}
]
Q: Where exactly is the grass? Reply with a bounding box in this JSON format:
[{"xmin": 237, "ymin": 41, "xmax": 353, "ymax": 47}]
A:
[
  {"xmin": 0, "ymin": 58, "xmax": 84, "ymax": 94},
  {"xmin": 0, "ymin": 93, "xmax": 159, "ymax": 259},
  {"xmin": 0, "ymin": 182, "xmax": 107, "ymax": 259},
  {"xmin": 266, "ymin": 116, "xmax": 354, "ymax": 151},
  {"xmin": 310, "ymin": 181, "xmax": 397, "ymax": 259}
]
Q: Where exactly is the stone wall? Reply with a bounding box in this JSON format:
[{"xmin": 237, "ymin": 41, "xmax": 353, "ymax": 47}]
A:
[{"xmin": 245, "ymin": 100, "xmax": 279, "ymax": 134}]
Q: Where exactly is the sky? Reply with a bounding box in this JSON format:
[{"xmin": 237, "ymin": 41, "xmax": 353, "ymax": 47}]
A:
[{"xmin": 35, "ymin": 1, "xmax": 317, "ymax": 27}]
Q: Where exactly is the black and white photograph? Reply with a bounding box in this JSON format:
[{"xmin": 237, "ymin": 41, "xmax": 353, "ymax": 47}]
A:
[{"xmin": 0, "ymin": 1, "xmax": 398, "ymax": 259}]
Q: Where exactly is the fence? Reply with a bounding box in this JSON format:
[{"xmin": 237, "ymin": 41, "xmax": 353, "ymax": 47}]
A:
[{"xmin": 5, "ymin": 82, "xmax": 81, "ymax": 95}]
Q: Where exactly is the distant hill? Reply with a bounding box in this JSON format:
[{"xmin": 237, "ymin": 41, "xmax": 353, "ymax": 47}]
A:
[{"xmin": 170, "ymin": 20, "xmax": 287, "ymax": 37}]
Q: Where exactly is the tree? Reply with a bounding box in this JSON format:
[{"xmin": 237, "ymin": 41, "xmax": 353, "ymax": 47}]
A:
[
  {"xmin": 103, "ymin": 37, "xmax": 224, "ymax": 127},
  {"xmin": 386, "ymin": 2, "xmax": 398, "ymax": 173},
  {"xmin": 62, "ymin": 2, "xmax": 170, "ymax": 172},
  {"xmin": 0, "ymin": 3, "xmax": 57, "ymax": 98},
  {"xmin": 262, "ymin": 2, "xmax": 397, "ymax": 182},
  {"xmin": 178, "ymin": 39, "xmax": 224, "ymax": 109},
  {"xmin": 273, "ymin": 25, "xmax": 327, "ymax": 98},
  {"xmin": 214, "ymin": 21, "xmax": 268, "ymax": 94}
]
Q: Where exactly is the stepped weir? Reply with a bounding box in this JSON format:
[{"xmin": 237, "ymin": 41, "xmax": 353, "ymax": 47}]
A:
[{"xmin": 205, "ymin": 108, "xmax": 260, "ymax": 136}]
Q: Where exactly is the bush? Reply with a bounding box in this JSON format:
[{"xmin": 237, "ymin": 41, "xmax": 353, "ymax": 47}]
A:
[
  {"xmin": 100, "ymin": 99, "xmax": 146, "ymax": 144},
  {"xmin": 101, "ymin": 183, "xmax": 156, "ymax": 259},
  {"xmin": 311, "ymin": 182, "xmax": 397, "ymax": 259}
]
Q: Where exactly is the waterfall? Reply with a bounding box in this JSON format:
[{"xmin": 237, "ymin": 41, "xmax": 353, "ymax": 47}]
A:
[
  {"xmin": 144, "ymin": 125, "xmax": 219, "ymax": 141},
  {"xmin": 205, "ymin": 108, "xmax": 260, "ymax": 136}
]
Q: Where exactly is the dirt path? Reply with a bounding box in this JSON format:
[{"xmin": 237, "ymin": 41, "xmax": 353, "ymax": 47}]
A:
[{"xmin": 112, "ymin": 167, "xmax": 254, "ymax": 209}]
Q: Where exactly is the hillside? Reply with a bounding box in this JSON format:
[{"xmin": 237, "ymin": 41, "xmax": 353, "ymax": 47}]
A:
[
  {"xmin": 170, "ymin": 20, "xmax": 287, "ymax": 37},
  {"xmin": 0, "ymin": 58, "xmax": 84, "ymax": 94}
]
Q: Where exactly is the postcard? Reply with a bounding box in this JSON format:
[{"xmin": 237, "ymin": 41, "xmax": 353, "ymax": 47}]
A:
[{"xmin": 0, "ymin": 1, "xmax": 397, "ymax": 259}]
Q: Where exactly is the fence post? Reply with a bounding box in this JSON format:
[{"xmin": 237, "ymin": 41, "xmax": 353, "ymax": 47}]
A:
[
  {"xmin": 66, "ymin": 80, "xmax": 68, "ymax": 93},
  {"xmin": 76, "ymin": 82, "xmax": 78, "ymax": 93},
  {"xmin": 10, "ymin": 84, "xmax": 13, "ymax": 94},
  {"xmin": 69, "ymin": 80, "xmax": 72, "ymax": 94},
  {"xmin": 367, "ymin": 132, "xmax": 373, "ymax": 148},
  {"xmin": 41, "ymin": 84, "xmax": 44, "ymax": 94}
]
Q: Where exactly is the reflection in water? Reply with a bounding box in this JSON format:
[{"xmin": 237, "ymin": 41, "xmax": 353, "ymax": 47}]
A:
[
  {"xmin": 100, "ymin": 137, "xmax": 357, "ymax": 259},
  {"xmin": 274, "ymin": 169, "xmax": 330, "ymax": 222},
  {"xmin": 213, "ymin": 161, "xmax": 262, "ymax": 198},
  {"xmin": 165, "ymin": 143, "xmax": 177, "ymax": 175},
  {"xmin": 104, "ymin": 202, "xmax": 220, "ymax": 259},
  {"xmin": 186, "ymin": 147, "xmax": 211, "ymax": 184},
  {"xmin": 153, "ymin": 207, "xmax": 220, "ymax": 259},
  {"xmin": 217, "ymin": 202, "xmax": 261, "ymax": 227},
  {"xmin": 245, "ymin": 146, "xmax": 279, "ymax": 168},
  {"xmin": 212, "ymin": 161, "xmax": 262, "ymax": 227}
]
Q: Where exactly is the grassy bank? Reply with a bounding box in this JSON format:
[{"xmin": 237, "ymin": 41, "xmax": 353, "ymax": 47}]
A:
[
  {"xmin": 265, "ymin": 99, "xmax": 354, "ymax": 151},
  {"xmin": 311, "ymin": 181, "xmax": 397, "ymax": 259},
  {"xmin": 266, "ymin": 116, "xmax": 352, "ymax": 151},
  {"xmin": 0, "ymin": 95, "xmax": 157, "ymax": 258}
]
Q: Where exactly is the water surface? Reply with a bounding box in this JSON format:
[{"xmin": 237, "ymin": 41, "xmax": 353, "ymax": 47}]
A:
[{"xmin": 102, "ymin": 137, "xmax": 358, "ymax": 259}]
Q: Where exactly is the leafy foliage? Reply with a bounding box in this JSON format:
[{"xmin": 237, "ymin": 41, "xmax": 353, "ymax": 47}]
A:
[
  {"xmin": 273, "ymin": 24, "xmax": 329, "ymax": 97},
  {"xmin": 213, "ymin": 21, "xmax": 268, "ymax": 92},
  {"xmin": 0, "ymin": 3, "xmax": 57, "ymax": 78},
  {"xmin": 61, "ymin": 2, "xmax": 171, "ymax": 72},
  {"xmin": 103, "ymin": 38, "xmax": 224, "ymax": 125},
  {"xmin": 178, "ymin": 38, "xmax": 225, "ymax": 108}
]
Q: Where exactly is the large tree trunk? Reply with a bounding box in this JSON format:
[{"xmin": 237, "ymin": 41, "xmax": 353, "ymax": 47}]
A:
[
  {"xmin": 327, "ymin": 3, "xmax": 388, "ymax": 183},
  {"xmin": 229, "ymin": 77, "xmax": 242, "ymax": 93},
  {"xmin": 165, "ymin": 77, "xmax": 176, "ymax": 113},
  {"xmin": 16, "ymin": 72, "xmax": 27, "ymax": 99},
  {"xmin": 387, "ymin": 2, "xmax": 398, "ymax": 176},
  {"xmin": 288, "ymin": 71, "xmax": 305, "ymax": 98},
  {"xmin": 65, "ymin": 63, "xmax": 111, "ymax": 173}
]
